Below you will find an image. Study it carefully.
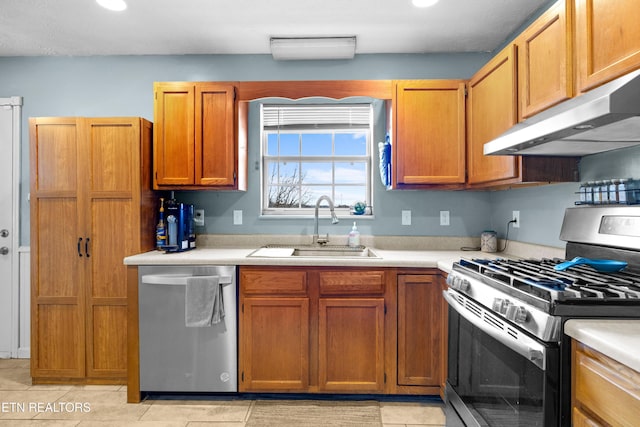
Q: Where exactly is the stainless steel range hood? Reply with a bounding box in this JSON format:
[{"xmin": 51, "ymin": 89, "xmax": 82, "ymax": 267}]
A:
[{"xmin": 484, "ymin": 69, "xmax": 640, "ymax": 156}]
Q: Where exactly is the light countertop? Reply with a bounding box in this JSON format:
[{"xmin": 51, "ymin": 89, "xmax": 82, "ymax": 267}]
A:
[
  {"xmin": 124, "ymin": 235, "xmax": 565, "ymax": 271},
  {"xmin": 123, "ymin": 246, "xmax": 495, "ymax": 271},
  {"xmin": 564, "ymin": 319, "xmax": 640, "ymax": 372}
]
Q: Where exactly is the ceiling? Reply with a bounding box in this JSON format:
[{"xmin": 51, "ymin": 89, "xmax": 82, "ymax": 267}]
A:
[{"xmin": 0, "ymin": 0, "xmax": 550, "ymax": 57}]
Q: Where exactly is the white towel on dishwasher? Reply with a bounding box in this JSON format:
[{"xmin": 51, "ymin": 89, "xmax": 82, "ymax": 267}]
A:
[{"xmin": 185, "ymin": 275, "xmax": 223, "ymax": 327}]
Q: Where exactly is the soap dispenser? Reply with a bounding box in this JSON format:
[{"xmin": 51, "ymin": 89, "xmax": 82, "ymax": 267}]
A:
[{"xmin": 348, "ymin": 222, "xmax": 360, "ymax": 247}]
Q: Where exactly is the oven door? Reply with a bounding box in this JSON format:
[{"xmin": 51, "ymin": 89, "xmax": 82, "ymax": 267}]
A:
[{"xmin": 443, "ymin": 289, "xmax": 559, "ymax": 427}]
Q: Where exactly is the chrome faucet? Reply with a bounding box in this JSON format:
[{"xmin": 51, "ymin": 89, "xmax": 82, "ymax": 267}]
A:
[{"xmin": 313, "ymin": 195, "xmax": 339, "ymax": 245}]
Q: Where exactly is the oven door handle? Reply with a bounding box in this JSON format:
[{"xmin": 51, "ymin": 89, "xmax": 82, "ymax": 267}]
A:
[{"xmin": 443, "ymin": 289, "xmax": 547, "ymax": 371}]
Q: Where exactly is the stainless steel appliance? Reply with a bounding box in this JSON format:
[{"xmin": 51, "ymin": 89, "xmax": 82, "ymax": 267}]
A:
[
  {"xmin": 444, "ymin": 206, "xmax": 640, "ymax": 427},
  {"xmin": 138, "ymin": 265, "xmax": 237, "ymax": 393},
  {"xmin": 483, "ymin": 69, "xmax": 640, "ymax": 156}
]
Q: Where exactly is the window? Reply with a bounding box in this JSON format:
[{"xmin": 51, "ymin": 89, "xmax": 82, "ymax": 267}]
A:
[{"xmin": 261, "ymin": 103, "xmax": 373, "ymax": 216}]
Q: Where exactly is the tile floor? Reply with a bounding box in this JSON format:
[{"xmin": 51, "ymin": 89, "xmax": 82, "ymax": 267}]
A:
[{"xmin": 0, "ymin": 359, "xmax": 446, "ymax": 426}]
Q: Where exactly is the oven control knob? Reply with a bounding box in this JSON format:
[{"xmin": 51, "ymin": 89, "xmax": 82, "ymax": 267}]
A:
[
  {"xmin": 492, "ymin": 298, "xmax": 511, "ymax": 314},
  {"xmin": 457, "ymin": 278, "xmax": 470, "ymax": 292},
  {"xmin": 506, "ymin": 305, "xmax": 528, "ymax": 323}
]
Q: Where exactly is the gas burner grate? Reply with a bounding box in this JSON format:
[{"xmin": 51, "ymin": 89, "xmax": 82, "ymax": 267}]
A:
[{"xmin": 457, "ymin": 257, "xmax": 640, "ymax": 302}]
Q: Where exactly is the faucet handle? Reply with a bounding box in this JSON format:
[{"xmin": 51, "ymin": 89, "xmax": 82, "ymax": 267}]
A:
[{"xmin": 316, "ymin": 234, "xmax": 330, "ymax": 245}]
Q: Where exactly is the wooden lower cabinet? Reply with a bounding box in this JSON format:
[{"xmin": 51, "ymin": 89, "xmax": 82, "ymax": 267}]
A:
[
  {"xmin": 572, "ymin": 340, "xmax": 640, "ymax": 426},
  {"xmin": 241, "ymin": 298, "xmax": 310, "ymax": 391},
  {"xmin": 239, "ymin": 266, "xmax": 444, "ymax": 395},
  {"xmin": 397, "ymin": 274, "xmax": 442, "ymax": 387},
  {"xmin": 318, "ymin": 298, "xmax": 385, "ymax": 392}
]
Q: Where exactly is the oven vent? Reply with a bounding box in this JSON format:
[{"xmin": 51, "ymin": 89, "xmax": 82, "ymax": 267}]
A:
[
  {"xmin": 506, "ymin": 327, "xmax": 519, "ymax": 339},
  {"xmin": 483, "ymin": 311, "xmax": 504, "ymax": 331},
  {"xmin": 449, "ymin": 289, "xmax": 535, "ymax": 342},
  {"xmin": 463, "ymin": 298, "xmax": 483, "ymax": 319}
]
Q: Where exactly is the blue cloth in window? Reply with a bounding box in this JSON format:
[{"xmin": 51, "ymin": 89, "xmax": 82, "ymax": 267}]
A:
[{"xmin": 378, "ymin": 135, "xmax": 392, "ymax": 188}]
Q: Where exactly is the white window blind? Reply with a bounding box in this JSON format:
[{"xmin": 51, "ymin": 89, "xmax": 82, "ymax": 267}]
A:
[{"xmin": 262, "ymin": 104, "xmax": 372, "ymax": 129}]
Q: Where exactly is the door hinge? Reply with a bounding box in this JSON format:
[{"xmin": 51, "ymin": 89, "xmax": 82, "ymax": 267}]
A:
[
  {"xmin": 384, "ymin": 304, "xmax": 387, "ymax": 315},
  {"xmin": 464, "ymin": 85, "xmax": 468, "ymax": 97},
  {"xmin": 241, "ymin": 303, "xmax": 244, "ymax": 313},
  {"xmin": 384, "ymin": 373, "xmax": 387, "ymax": 383},
  {"xmin": 241, "ymin": 371, "xmax": 244, "ymax": 382}
]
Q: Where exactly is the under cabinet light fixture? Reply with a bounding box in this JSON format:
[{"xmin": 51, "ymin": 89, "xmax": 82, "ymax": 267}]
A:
[
  {"xmin": 270, "ymin": 36, "xmax": 357, "ymax": 60},
  {"xmin": 96, "ymin": 0, "xmax": 127, "ymax": 11}
]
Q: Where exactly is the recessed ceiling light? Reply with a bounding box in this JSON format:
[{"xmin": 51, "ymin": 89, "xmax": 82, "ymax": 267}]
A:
[
  {"xmin": 96, "ymin": 0, "xmax": 127, "ymax": 11},
  {"xmin": 412, "ymin": 0, "xmax": 439, "ymax": 7}
]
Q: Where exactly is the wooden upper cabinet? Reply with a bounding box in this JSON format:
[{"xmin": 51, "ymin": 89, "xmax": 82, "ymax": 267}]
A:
[
  {"xmin": 196, "ymin": 83, "xmax": 237, "ymax": 186},
  {"xmin": 467, "ymin": 45, "xmax": 520, "ymax": 185},
  {"xmin": 517, "ymin": 0, "xmax": 573, "ymax": 119},
  {"xmin": 154, "ymin": 82, "xmax": 195, "ymax": 186},
  {"xmin": 467, "ymin": 45, "xmax": 579, "ymax": 187},
  {"xmin": 154, "ymin": 82, "xmax": 243, "ymax": 189},
  {"xmin": 575, "ymin": 0, "xmax": 640, "ymax": 92},
  {"xmin": 393, "ymin": 80, "xmax": 466, "ymax": 187}
]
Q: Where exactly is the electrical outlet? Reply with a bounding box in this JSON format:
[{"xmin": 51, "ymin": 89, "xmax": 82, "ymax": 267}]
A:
[
  {"xmin": 440, "ymin": 210, "xmax": 450, "ymax": 226},
  {"xmin": 194, "ymin": 209, "xmax": 205, "ymax": 226},
  {"xmin": 233, "ymin": 210, "xmax": 243, "ymax": 225},
  {"xmin": 512, "ymin": 210, "xmax": 520, "ymax": 228},
  {"xmin": 402, "ymin": 210, "xmax": 411, "ymax": 226}
]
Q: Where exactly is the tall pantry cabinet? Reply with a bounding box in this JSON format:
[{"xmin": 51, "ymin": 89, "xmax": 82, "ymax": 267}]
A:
[{"xmin": 30, "ymin": 117, "xmax": 155, "ymax": 383}]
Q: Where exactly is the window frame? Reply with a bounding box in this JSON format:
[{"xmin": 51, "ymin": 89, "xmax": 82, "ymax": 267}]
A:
[{"xmin": 260, "ymin": 103, "xmax": 374, "ymax": 217}]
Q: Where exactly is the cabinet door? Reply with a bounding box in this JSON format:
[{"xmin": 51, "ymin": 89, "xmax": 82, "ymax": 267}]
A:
[
  {"xmin": 240, "ymin": 298, "xmax": 310, "ymax": 391},
  {"xmin": 576, "ymin": 0, "xmax": 640, "ymax": 92},
  {"xmin": 154, "ymin": 82, "xmax": 195, "ymax": 186},
  {"xmin": 394, "ymin": 80, "xmax": 466, "ymax": 186},
  {"xmin": 318, "ymin": 298, "xmax": 385, "ymax": 392},
  {"xmin": 29, "ymin": 118, "xmax": 86, "ymax": 379},
  {"xmin": 397, "ymin": 275, "xmax": 442, "ymax": 386},
  {"xmin": 82, "ymin": 118, "xmax": 141, "ymax": 379},
  {"xmin": 572, "ymin": 407, "xmax": 601, "ymax": 427},
  {"xmin": 467, "ymin": 45, "xmax": 520, "ymax": 185},
  {"xmin": 517, "ymin": 0, "xmax": 573, "ymax": 119},
  {"xmin": 573, "ymin": 342, "xmax": 640, "ymax": 426},
  {"xmin": 195, "ymin": 83, "xmax": 237, "ymax": 186}
]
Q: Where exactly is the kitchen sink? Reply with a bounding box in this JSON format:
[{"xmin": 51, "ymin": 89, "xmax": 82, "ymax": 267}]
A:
[{"xmin": 247, "ymin": 244, "xmax": 379, "ymax": 258}]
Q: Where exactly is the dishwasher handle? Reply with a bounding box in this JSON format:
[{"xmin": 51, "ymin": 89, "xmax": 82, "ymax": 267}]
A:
[{"xmin": 141, "ymin": 273, "xmax": 233, "ymax": 286}]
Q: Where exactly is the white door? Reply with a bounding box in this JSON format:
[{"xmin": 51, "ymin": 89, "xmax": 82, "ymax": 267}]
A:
[{"xmin": 0, "ymin": 97, "xmax": 21, "ymax": 358}]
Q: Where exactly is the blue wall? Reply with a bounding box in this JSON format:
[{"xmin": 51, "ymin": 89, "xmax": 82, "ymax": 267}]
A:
[{"xmin": 3, "ymin": 53, "xmax": 638, "ymax": 249}]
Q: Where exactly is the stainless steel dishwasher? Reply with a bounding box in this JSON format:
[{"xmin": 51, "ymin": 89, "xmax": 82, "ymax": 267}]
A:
[{"xmin": 138, "ymin": 265, "xmax": 237, "ymax": 393}]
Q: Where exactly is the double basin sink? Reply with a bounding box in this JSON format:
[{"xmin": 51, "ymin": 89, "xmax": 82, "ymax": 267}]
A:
[{"xmin": 247, "ymin": 244, "xmax": 379, "ymax": 259}]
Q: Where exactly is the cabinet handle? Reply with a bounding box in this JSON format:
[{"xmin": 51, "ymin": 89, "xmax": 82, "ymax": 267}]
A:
[
  {"xmin": 85, "ymin": 237, "xmax": 91, "ymax": 258},
  {"xmin": 78, "ymin": 238, "xmax": 83, "ymax": 257}
]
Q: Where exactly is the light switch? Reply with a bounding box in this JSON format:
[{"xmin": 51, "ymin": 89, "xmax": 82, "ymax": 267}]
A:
[
  {"xmin": 402, "ymin": 210, "xmax": 411, "ymax": 226},
  {"xmin": 440, "ymin": 210, "xmax": 450, "ymax": 226},
  {"xmin": 233, "ymin": 210, "xmax": 243, "ymax": 225}
]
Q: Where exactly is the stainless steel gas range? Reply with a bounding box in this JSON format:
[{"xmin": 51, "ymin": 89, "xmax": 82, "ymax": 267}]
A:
[{"xmin": 443, "ymin": 206, "xmax": 640, "ymax": 427}]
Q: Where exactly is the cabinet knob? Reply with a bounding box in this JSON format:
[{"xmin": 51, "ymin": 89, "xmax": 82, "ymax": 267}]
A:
[
  {"xmin": 0, "ymin": 247, "xmax": 8, "ymax": 255},
  {"xmin": 0, "ymin": 229, "xmax": 8, "ymax": 238}
]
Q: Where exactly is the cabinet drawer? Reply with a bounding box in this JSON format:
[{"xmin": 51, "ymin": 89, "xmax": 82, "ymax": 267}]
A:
[
  {"xmin": 240, "ymin": 269, "xmax": 307, "ymax": 295},
  {"xmin": 574, "ymin": 345, "xmax": 640, "ymax": 426},
  {"xmin": 319, "ymin": 271, "xmax": 385, "ymax": 296}
]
